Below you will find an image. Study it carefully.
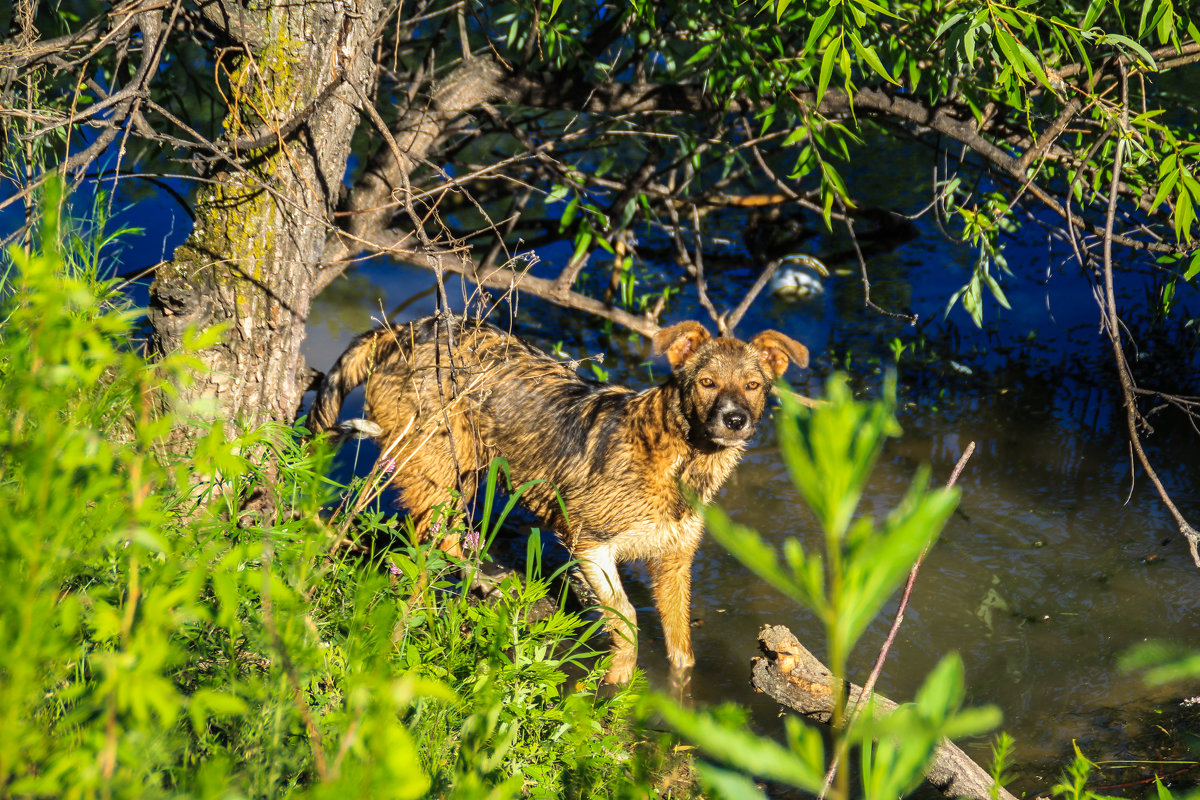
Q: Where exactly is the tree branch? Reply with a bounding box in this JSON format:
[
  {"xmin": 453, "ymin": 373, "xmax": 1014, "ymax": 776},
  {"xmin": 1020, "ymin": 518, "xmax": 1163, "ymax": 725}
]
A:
[
  {"xmin": 329, "ymin": 229, "xmax": 660, "ymax": 336},
  {"xmin": 326, "ymin": 57, "xmax": 513, "ymax": 272},
  {"xmin": 1098, "ymin": 65, "xmax": 1200, "ymax": 568},
  {"xmin": 502, "ymin": 70, "xmax": 1185, "ymax": 254}
]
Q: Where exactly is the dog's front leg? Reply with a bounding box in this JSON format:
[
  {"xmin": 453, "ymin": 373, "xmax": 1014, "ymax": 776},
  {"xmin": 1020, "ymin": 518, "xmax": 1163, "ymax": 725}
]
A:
[
  {"xmin": 648, "ymin": 547, "xmax": 696, "ymax": 676},
  {"xmin": 576, "ymin": 549, "xmax": 638, "ymax": 684}
]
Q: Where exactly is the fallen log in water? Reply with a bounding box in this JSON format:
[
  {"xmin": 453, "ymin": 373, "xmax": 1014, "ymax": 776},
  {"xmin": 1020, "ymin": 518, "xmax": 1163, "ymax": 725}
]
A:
[{"xmin": 751, "ymin": 625, "xmax": 1017, "ymax": 800}]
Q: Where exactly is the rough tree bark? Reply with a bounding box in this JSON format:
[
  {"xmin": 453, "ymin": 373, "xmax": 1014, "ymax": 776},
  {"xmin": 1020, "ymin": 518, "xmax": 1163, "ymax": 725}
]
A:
[{"xmin": 148, "ymin": 0, "xmax": 383, "ymax": 433}]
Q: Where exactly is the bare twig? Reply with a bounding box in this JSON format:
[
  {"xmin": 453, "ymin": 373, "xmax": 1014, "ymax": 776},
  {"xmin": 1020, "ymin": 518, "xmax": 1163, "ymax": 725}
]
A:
[{"xmin": 1098, "ymin": 65, "xmax": 1200, "ymax": 568}]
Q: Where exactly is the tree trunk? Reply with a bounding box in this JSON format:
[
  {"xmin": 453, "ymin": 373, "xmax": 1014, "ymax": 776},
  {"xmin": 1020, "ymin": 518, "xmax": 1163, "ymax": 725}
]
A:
[{"xmin": 148, "ymin": 0, "xmax": 381, "ymax": 435}]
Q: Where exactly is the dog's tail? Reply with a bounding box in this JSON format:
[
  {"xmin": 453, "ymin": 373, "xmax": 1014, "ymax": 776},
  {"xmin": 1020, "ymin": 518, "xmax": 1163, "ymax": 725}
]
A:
[{"xmin": 309, "ymin": 326, "xmax": 407, "ymax": 434}]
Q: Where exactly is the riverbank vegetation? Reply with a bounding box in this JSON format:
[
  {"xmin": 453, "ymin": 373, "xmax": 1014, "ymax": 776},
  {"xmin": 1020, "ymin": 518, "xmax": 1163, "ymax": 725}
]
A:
[
  {"xmin": 4, "ymin": 202, "xmax": 1197, "ymax": 798},
  {"xmin": 0, "ymin": 207, "xmax": 662, "ymax": 797},
  {"xmin": 4, "ymin": 0, "xmax": 1200, "ymax": 790}
]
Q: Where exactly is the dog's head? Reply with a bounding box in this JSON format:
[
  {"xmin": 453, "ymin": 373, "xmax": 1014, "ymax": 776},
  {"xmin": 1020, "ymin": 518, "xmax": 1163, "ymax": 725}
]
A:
[{"xmin": 653, "ymin": 321, "xmax": 809, "ymax": 449}]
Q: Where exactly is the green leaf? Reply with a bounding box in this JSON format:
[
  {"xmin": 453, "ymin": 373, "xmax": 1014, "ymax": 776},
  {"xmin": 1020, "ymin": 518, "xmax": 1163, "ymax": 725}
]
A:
[
  {"xmin": 1099, "ymin": 33, "xmax": 1158, "ymax": 68},
  {"xmin": 783, "ymin": 126, "xmax": 809, "ymax": 147},
  {"xmin": 775, "ymin": 375, "xmax": 901, "ymax": 542},
  {"xmin": 182, "ymin": 323, "xmax": 227, "ymax": 351},
  {"xmin": 849, "ymin": 3, "xmax": 866, "ymax": 28},
  {"xmin": 1157, "ymin": 4, "xmax": 1175, "ymax": 45},
  {"xmin": 995, "ymin": 27, "xmax": 1027, "ymax": 79},
  {"xmin": 559, "ymin": 195, "xmax": 579, "ymax": 231},
  {"xmin": 569, "ymin": 229, "xmax": 593, "ymax": 266},
  {"xmin": 1122, "ymin": 640, "xmax": 1200, "ymax": 684},
  {"xmin": 963, "ymin": 20, "xmax": 983, "ymax": 65},
  {"xmin": 934, "ymin": 11, "xmax": 966, "ymax": 40},
  {"xmin": 855, "ymin": 655, "xmax": 1000, "ymax": 800},
  {"xmin": 188, "ymin": 688, "xmax": 249, "ymax": 734},
  {"xmin": 1138, "ymin": 0, "xmax": 1155, "ymax": 37},
  {"xmin": 817, "ymin": 39, "xmax": 840, "ymax": 104},
  {"xmin": 1184, "ymin": 250, "xmax": 1200, "ymax": 281},
  {"xmin": 850, "ymin": 34, "xmax": 895, "ymax": 83},
  {"xmin": 1175, "ymin": 186, "xmax": 1195, "ymax": 241},
  {"xmin": 1180, "ymin": 170, "xmax": 1200, "ymax": 205},
  {"xmin": 1160, "ymin": 277, "xmax": 1176, "ymax": 314},
  {"xmin": 705, "ymin": 505, "xmax": 823, "ymax": 611},
  {"xmin": 648, "ymin": 696, "xmax": 826, "ymax": 792},
  {"xmin": 805, "ymin": 4, "xmax": 837, "ymax": 52},
  {"xmin": 685, "ymin": 43, "xmax": 716, "ymax": 67},
  {"xmin": 694, "ymin": 762, "xmax": 770, "ymax": 800},
  {"xmin": 838, "ymin": 472, "xmax": 959, "ymax": 648},
  {"xmin": 981, "ymin": 268, "xmax": 1012, "ymax": 310},
  {"xmin": 1082, "ymin": 0, "xmax": 1106, "ymax": 29},
  {"xmin": 962, "ymin": 272, "xmax": 983, "ymax": 327},
  {"xmin": 1013, "ymin": 37, "xmax": 1050, "ymax": 88}
]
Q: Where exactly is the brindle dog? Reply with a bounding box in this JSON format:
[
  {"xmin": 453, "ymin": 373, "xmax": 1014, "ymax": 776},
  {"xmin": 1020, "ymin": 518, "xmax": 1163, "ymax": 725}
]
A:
[{"xmin": 310, "ymin": 314, "xmax": 808, "ymax": 684}]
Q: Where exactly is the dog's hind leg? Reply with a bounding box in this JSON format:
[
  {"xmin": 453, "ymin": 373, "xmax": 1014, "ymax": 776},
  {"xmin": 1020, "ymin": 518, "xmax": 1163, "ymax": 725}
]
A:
[
  {"xmin": 576, "ymin": 548, "xmax": 639, "ymax": 684},
  {"xmin": 387, "ymin": 427, "xmax": 473, "ymax": 559}
]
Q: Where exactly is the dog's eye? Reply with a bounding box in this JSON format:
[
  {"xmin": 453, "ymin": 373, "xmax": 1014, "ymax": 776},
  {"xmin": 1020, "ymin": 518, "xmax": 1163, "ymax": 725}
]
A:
[
  {"xmin": 699, "ymin": 377, "xmax": 716, "ymax": 388},
  {"xmin": 745, "ymin": 381, "xmax": 760, "ymax": 390}
]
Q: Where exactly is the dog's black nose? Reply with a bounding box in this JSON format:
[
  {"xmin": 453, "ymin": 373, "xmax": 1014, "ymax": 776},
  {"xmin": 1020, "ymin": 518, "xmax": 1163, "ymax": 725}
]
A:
[{"xmin": 722, "ymin": 411, "xmax": 747, "ymax": 431}]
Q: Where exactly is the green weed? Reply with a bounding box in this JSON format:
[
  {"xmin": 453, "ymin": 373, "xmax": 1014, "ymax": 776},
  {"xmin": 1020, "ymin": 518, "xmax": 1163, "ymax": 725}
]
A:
[{"xmin": 0, "ymin": 181, "xmax": 661, "ymax": 799}]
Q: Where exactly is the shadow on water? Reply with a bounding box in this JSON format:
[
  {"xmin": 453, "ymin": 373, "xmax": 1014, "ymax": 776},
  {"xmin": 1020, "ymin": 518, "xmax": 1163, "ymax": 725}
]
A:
[{"xmin": 305, "ymin": 211, "xmax": 1200, "ymax": 795}]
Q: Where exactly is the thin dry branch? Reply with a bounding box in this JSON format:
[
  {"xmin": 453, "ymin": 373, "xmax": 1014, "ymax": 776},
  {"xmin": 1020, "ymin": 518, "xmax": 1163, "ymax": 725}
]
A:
[
  {"xmin": 1098, "ymin": 66, "xmax": 1200, "ymax": 568},
  {"xmin": 347, "ymin": 231, "xmax": 660, "ymax": 336}
]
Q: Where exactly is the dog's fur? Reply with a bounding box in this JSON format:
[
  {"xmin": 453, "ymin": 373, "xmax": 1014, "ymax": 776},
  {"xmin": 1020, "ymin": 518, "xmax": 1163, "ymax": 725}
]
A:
[{"xmin": 310, "ymin": 314, "xmax": 808, "ymax": 684}]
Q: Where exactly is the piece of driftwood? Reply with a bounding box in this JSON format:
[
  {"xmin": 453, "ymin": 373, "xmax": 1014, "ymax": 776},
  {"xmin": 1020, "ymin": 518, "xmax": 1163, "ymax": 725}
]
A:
[{"xmin": 751, "ymin": 625, "xmax": 1017, "ymax": 800}]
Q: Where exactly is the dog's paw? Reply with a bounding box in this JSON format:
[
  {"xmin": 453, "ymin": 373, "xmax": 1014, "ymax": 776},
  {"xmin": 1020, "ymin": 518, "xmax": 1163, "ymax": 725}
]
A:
[
  {"xmin": 603, "ymin": 654, "xmax": 637, "ymax": 685},
  {"xmin": 667, "ymin": 646, "xmax": 695, "ymax": 672}
]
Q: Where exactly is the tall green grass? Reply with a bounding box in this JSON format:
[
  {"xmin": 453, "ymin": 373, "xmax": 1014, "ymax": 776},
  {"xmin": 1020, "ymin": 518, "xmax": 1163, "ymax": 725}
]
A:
[{"xmin": 0, "ymin": 183, "xmax": 654, "ymax": 799}]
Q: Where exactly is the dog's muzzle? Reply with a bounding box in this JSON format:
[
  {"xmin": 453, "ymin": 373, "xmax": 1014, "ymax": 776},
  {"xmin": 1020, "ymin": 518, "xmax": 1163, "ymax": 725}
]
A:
[{"xmin": 706, "ymin": 399, "xmax": 756, "ymax": 447}]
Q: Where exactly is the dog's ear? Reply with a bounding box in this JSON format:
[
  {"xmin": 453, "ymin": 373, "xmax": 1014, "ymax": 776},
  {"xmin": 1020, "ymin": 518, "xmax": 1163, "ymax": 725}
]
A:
[
  {"xmin": 653, "ymin": 321, "xmax": 711, "ymax": 370},
  {"xmin": 749, "ymin": 330, "xmax": 809, "ymax": 377}
]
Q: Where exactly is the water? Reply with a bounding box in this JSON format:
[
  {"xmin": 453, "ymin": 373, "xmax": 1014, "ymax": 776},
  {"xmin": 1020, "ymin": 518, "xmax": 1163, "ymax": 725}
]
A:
[{"xmin": 305, "ymin": 210, "xmax": 1200, "ymax": 795}]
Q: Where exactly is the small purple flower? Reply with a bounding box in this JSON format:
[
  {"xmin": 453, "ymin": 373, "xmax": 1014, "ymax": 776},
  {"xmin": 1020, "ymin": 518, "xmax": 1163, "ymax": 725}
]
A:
[
  {"xmin": 463, "ymin": 529, "xmax": 482, "ymax": 552},
  {"xmin": 387, "ymin": 560, "xmax": 402, "ymax": 576},
  {"xmin": 381, "ymin": 457, "xmax": 397, "ymax": 474}
]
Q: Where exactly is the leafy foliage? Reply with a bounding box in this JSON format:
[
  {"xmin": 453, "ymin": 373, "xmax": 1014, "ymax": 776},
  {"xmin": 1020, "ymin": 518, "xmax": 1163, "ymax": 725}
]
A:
[{"xmin": 0, "ymin": 186, "xmax": 657, "ymax": 799}]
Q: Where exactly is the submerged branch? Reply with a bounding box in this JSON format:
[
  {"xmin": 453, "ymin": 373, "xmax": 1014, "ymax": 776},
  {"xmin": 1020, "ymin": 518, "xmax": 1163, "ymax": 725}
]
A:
[{"xmin": 751, "ymin": 625, "xmax": 1018, "ymax": 800}]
